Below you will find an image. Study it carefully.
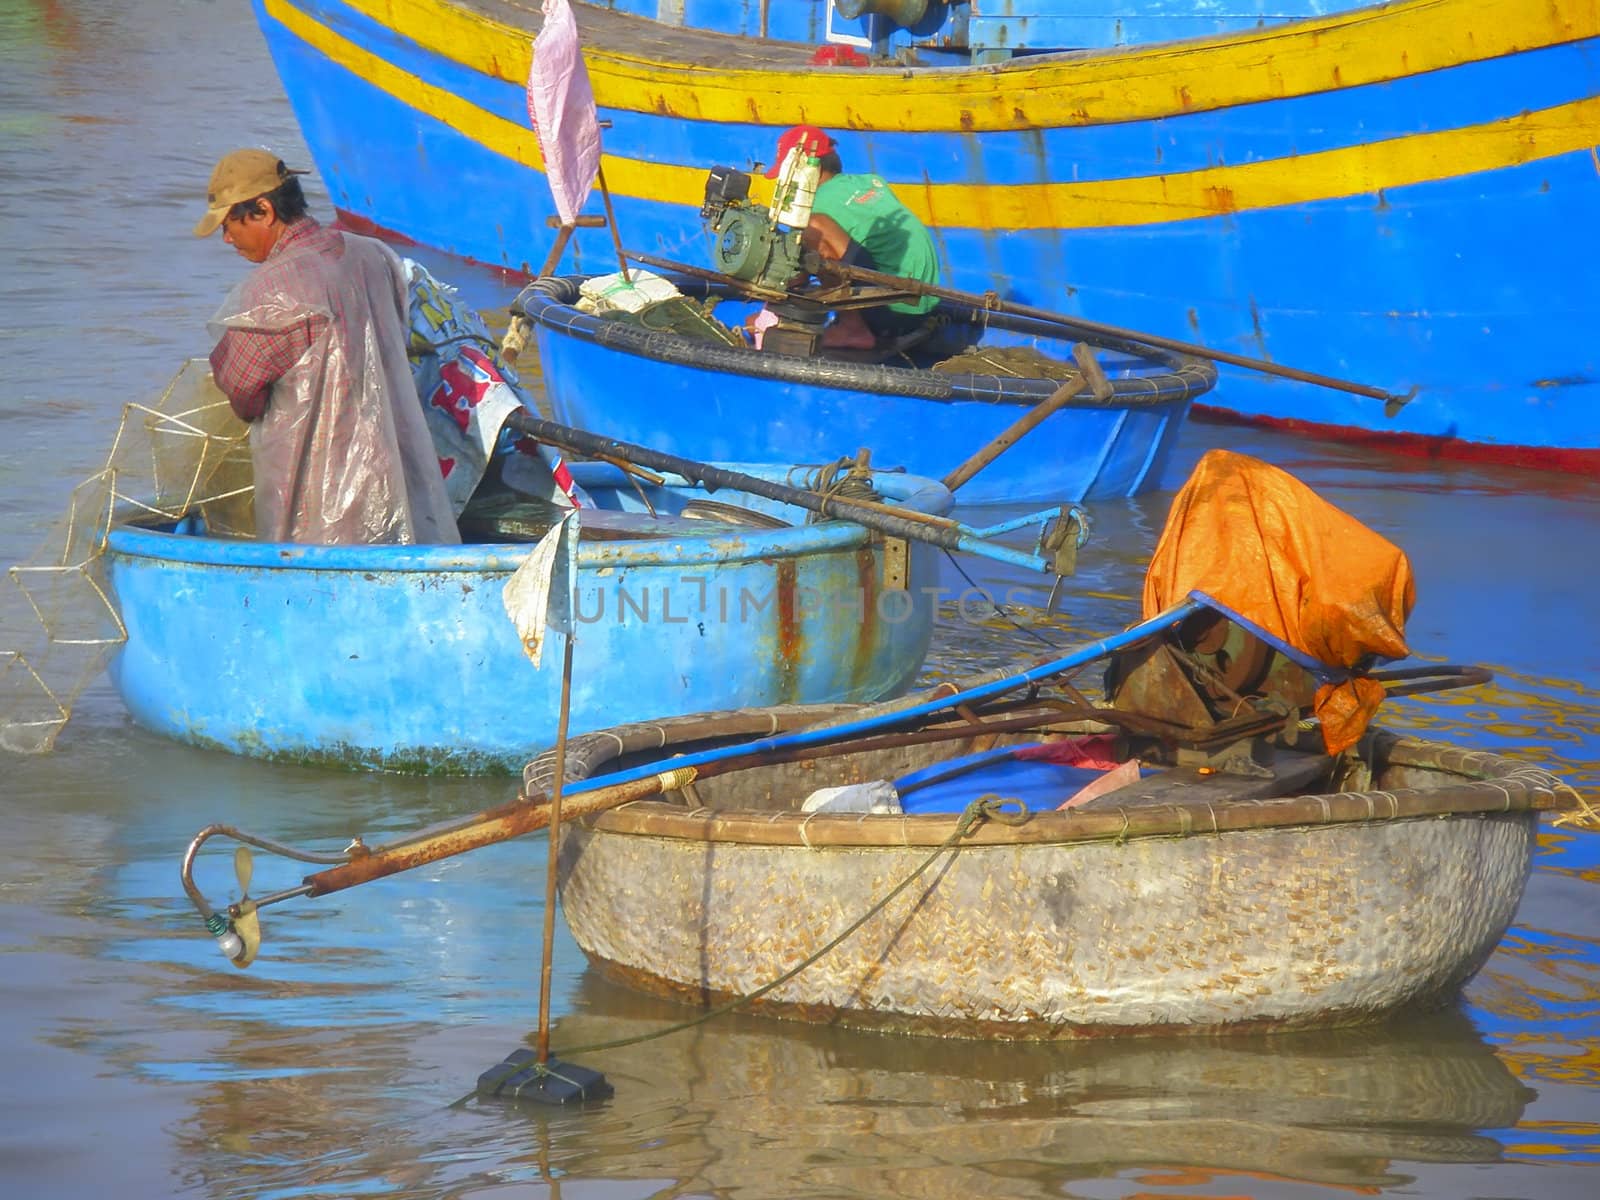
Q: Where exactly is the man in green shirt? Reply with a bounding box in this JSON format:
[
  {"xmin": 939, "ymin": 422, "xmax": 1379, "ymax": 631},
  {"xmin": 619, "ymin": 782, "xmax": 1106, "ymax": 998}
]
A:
[{"xmin": 764, "ymin": 125, "xmax": 941, "ymax": 349}]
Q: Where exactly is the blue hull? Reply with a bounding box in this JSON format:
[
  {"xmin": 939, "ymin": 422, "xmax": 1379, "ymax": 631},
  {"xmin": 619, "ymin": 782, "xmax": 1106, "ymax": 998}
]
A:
[
  {"xmin": 103, "ymin": 465, "xmax": 948, "ymax": 773},
  {"xmin": 523, "ymin": 277, "xmax": 1210, "ymax": 504},
  {"xmin": 250, "ymin": 0, "xmax": 1600, "ymax": 473}
]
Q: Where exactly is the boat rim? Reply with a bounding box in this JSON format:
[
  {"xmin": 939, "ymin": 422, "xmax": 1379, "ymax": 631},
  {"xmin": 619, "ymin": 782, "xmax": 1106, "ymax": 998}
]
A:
[
  {"xmin": 527, "ymin": 703, "xmax": 1576, "ymax": 848},
  {"xmin": 520, "ymin": 275, "xmax": 1218, "ymax": 410},
  {"xmin": 101, "ymin": 463, "xmax": 953, "ymax": 572}
]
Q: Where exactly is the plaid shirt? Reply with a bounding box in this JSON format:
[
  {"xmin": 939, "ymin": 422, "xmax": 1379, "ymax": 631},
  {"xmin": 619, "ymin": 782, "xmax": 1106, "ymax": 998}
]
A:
[{"xmin": 209, "ymin": 218, "xmax": 334, "ymax": 421}]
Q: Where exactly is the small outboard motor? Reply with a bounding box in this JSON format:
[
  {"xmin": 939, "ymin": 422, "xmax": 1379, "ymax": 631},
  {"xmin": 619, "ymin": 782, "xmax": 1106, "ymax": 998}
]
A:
[{"xmin": 700, "ymin": 166, "xmax": 816, "ymax": 293}]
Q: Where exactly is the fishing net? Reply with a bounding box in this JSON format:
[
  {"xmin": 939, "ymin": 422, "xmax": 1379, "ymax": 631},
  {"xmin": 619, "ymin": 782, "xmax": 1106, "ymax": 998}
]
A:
[
  {"xmin": 614, "ymin": 295, "xmax": 745, "ymax": 345},
  {"xmin": 931, "ymin": 344, "xmax": 1079, "ymax": 378},
  {"xmin": 0, "ymin": 361, "xmax": 253, "ymax": 753},
  {"xmin": 0, "ymin": 265, "xmax": 579, "ymax": 756}
]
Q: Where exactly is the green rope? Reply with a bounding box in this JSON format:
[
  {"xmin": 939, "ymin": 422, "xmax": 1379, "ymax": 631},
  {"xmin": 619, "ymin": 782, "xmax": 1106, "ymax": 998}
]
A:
[{"xmin": 552, "ymin": 794, "xmax": 1028, "ymax": 1058}]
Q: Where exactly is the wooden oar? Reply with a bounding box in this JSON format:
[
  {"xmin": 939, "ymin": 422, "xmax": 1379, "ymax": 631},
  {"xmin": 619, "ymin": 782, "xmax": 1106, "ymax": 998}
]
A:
[
  {"xmin": 831, "ymin": 261, "xmax": 1416, "ymax": 413},
  {"xmin": 185, "ymin": 605, "xmax": 1512, "ymax": 938},
  {"xmin": 296, "ymin": 765, "xmax": 698, "ymax": 898},
  {"xmin": 186, "ymin": 599, "xmax": 1201, "ymax": 933},
  {"xmin": 941, "ymin": 344, "xmax": 1114, "ymax": 492},
  {"xmin": 559, "ymin": 599, "xmax": 1207, "ymax": 797}
]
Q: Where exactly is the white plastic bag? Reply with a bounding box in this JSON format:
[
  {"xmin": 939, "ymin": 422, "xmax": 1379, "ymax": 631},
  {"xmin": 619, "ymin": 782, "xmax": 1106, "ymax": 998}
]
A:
[
  {"xmin": 576, "ymin": 268, "xmax": 681, "ymax": 315},
  {"xmin": 800, "ymin": 780, "xmax": 902, "ymax": 815}
]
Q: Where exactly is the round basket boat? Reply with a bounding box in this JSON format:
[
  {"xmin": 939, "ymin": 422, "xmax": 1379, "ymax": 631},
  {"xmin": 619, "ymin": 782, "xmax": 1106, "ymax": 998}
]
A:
[
  {"xmin": 103, "ymin": 464, "xmax": 951, "ymax": 774},
  {"xmin": 519, "ymin": 275, "xmax": 1218, "ymax": 504},
  {"xmin": 528, "ymin": 701, "xmax": 1573, "ymax": 1039}
]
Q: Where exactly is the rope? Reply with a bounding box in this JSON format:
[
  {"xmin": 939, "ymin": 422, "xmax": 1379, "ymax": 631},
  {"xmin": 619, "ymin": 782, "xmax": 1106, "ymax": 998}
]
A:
[
  {"xmin": 1550, "ymin": 781, "xmax": 1600, "ymax": 829},
  {"xmin": 549, "ymin": 795, "xmax": 1026, "ymax": 1058},
  {"xmin": 942, "ymin": 550, "xmax": 1064, "ymax": 652},
  {"xmin": 804, "ymin": 456, "xmax": 880, "ymax": 521}
]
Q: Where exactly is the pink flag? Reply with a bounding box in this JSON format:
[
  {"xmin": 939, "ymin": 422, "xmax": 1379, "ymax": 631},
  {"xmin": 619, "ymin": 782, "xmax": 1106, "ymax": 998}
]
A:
[{"xmin": 526, "ymin": 0, "xmax": 601, "ymax": 225}]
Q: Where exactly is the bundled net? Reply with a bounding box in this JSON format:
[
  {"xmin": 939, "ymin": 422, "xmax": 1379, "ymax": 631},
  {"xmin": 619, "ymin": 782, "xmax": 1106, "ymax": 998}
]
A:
[
  {"xmin": 931, "ymin": 344, "xmax": 1079, "ymax": 379},
  {"xmin": 0, "ymin": 360, "xmax": 254, "ymax": 753}
]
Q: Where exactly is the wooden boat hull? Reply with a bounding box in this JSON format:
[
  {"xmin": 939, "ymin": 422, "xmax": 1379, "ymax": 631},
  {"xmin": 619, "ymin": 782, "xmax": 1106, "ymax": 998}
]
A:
[
  {"xmin": 523, "ymin": 276, "xmax": 1213, "ymax": 504},
  {"xmin": 564, "ymin": 805, "xmax": 1533, "ymax": 1037},
  {"xmin": 103, "ymin": 465, "xmax": 948, "ymax": 773},
  {"xmin": 547, "ymin": 708, "xmax": 1567, "ymax": 1037},
  {"xmin": 250, "ymin": 0, "xmax": 1600, "ymax": 473}
]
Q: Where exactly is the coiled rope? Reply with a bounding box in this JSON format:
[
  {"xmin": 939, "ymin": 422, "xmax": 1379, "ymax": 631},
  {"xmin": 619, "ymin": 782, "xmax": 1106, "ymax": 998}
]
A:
[{"xmin": 804, "ymin": 453, "xmax": 881, "ymax": 520}]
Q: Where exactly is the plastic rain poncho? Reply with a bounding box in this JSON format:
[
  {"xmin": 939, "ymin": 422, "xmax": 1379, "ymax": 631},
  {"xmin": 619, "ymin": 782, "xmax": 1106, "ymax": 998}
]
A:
[{"xmin": 208, "ymin": 222, "xmax": 459, "ymax": 545}]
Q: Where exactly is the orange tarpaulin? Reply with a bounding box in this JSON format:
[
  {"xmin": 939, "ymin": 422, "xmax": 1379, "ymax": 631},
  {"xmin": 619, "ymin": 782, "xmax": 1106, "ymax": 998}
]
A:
[{"xmin": 1142, "ymin": 450, "xmax": 1416, "ymax": 754}]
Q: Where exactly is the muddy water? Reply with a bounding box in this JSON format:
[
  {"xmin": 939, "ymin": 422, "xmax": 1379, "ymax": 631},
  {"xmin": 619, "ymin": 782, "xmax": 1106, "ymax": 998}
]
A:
[{"xmin": 2, "ymin": 3, "xmax": 1597, "ymax": 1197}]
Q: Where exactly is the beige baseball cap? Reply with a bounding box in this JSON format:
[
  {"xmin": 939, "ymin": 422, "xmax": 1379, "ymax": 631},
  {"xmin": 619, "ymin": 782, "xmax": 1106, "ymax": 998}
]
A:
[{"xmin": 194, "ymin": 148, "xmax": 309, "ymax": 237}]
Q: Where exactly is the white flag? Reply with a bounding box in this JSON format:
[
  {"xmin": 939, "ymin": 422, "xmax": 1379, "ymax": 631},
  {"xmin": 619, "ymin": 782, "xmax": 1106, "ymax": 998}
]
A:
[
  {"xmin": 502, "ymin": 510, "xmax": 580, "ymax": 667},
  {"xmin": 526, "ymin": 0, "xmax": 601, "ymax": 226}
]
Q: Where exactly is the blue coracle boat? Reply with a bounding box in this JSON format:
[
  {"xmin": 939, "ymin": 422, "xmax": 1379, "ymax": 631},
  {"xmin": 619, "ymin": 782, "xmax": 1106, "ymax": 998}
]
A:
[
  {"xmin": 104, "ymin": 463, "xmax": 951, "ymax": 773},
  {"xmin": 251, "ymin": 0, "xmax": 1599, "ymax": 475},
  {"xmin": 518, "ymin": 275, "xmax": 1216, "ymax": 505}
]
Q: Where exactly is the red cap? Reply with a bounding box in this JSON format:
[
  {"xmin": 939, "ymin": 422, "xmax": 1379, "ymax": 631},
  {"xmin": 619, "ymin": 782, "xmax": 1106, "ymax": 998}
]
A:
[{"xmin": 764, "ymin": 125, "xmax": 834, "ymax": 178}]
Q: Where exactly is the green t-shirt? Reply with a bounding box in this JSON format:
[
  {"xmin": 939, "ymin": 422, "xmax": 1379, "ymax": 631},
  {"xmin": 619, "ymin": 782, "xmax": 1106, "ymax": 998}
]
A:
[{"xmin": 812, "ymin": 173, "xmax": 940, "ymax": 315}]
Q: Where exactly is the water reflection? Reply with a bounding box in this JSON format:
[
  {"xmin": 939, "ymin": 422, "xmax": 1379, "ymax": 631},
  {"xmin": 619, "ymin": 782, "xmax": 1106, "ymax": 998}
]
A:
[
  {"xmin": 9, "ymin": 689, "xmax": 1585, "ymax": 1200},
  {"xmin": 4, "ymin": 3, "xmax": 1599, "ymax": 1196},
  {"xmin": 481, "ymin": 979, "xmax": 1534, "ymax": 1199},
  {"xmin": 150, "ymin": 969, "xmax": 1541, "ymax": 1200}
]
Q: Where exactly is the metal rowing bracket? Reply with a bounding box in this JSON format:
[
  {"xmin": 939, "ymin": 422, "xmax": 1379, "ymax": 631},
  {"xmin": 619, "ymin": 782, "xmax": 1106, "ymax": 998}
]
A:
[
  {"xmin": 1038, "ymin": 504, "xmax": 1090, "ymax": 576},
  {"xmin": 881, "ymin": 536, "xmax": 910, "ymax": 591},
  {"xmin": 1039, "ymin": 504, "xmax": 1090, "ymax": 614}
]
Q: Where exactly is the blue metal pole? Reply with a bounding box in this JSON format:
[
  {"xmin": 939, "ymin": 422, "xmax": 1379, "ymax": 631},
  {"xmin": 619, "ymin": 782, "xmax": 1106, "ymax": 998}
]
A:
[{"xmin": 565, "ymin": 598, "xmax": 1206, "ymax": 795}]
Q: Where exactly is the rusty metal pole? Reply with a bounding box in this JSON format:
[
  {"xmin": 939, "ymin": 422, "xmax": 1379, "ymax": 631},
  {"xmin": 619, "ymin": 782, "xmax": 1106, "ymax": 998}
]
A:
[
  {"xmin": 831, "ymin": 261, "xmax": 1415, "ymax": 410},
  {"xmin": 295, "ymin": 765, "xmax": 701, "ymax": 899},
  {"xmin": 535, "ymin": 631, "xmax": 576, "ymax": 1064}
]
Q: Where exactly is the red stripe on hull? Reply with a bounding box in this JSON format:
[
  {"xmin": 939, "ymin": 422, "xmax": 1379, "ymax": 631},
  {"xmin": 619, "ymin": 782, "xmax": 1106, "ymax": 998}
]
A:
[
  {"xmin": 337, "ymin": 206, "xmax": 1596, "ymax": 478},
  {"xmin": 1192, "ymin": 405, "xmax": 1599, "ymax": 477}
]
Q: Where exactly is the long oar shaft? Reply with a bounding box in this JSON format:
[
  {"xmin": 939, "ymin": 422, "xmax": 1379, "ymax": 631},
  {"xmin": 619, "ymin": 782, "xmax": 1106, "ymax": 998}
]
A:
[
  {"xmin": 195, "ymin": 602, "xmax": 1198, "ymax": 917},
  {"xmin": 617, "ymin": 248, "xmax": 1406, "ymax": 407},
  {"xmin": 502, "ymin": 411, "xmax": 1060, "ymax": 573},
  {"xmin": 314, "ymin": 605, "xmax": 1200, "ymax": 896},
  {"xmin": 299, "ymin": 767, "xmax": 696, "ymax": 897},
  {"xmin": 833, "ymin": 263, "xmax": 1411, "ymax": 408}
]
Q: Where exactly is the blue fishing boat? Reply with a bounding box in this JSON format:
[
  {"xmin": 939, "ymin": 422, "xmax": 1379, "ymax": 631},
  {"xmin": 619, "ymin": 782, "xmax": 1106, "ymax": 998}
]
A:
[
  {"xmin": 104, "ymin": 462, "xmax": 952, "ymax": 773},
  {"xmin": 250, "ymin": 0, "xmax": 1600, "ymax": 474},
  {"xmin": 517, "ymin": 274, "xmax": 1216, "ymax": 504}
]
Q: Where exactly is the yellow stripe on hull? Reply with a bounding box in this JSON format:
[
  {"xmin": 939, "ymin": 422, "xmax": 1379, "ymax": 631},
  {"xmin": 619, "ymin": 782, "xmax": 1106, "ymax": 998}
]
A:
[
  {"xmin": 330, "ymin": 0, "xmax": 1600, "ymax": 129},
  {"xmin": 264, "ymin": 0, "xmax": 1600, "ymax": 228}
]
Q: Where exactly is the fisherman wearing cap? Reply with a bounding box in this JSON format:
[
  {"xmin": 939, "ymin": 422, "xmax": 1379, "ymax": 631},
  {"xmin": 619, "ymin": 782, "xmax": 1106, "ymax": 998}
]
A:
[
  {"xmin": 764, "ymin": 125, "xmax": 941, "ymax": 349},
  {"xmin": 196, "ymin": 148, "xmax": 458, "ymax": 545}
]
